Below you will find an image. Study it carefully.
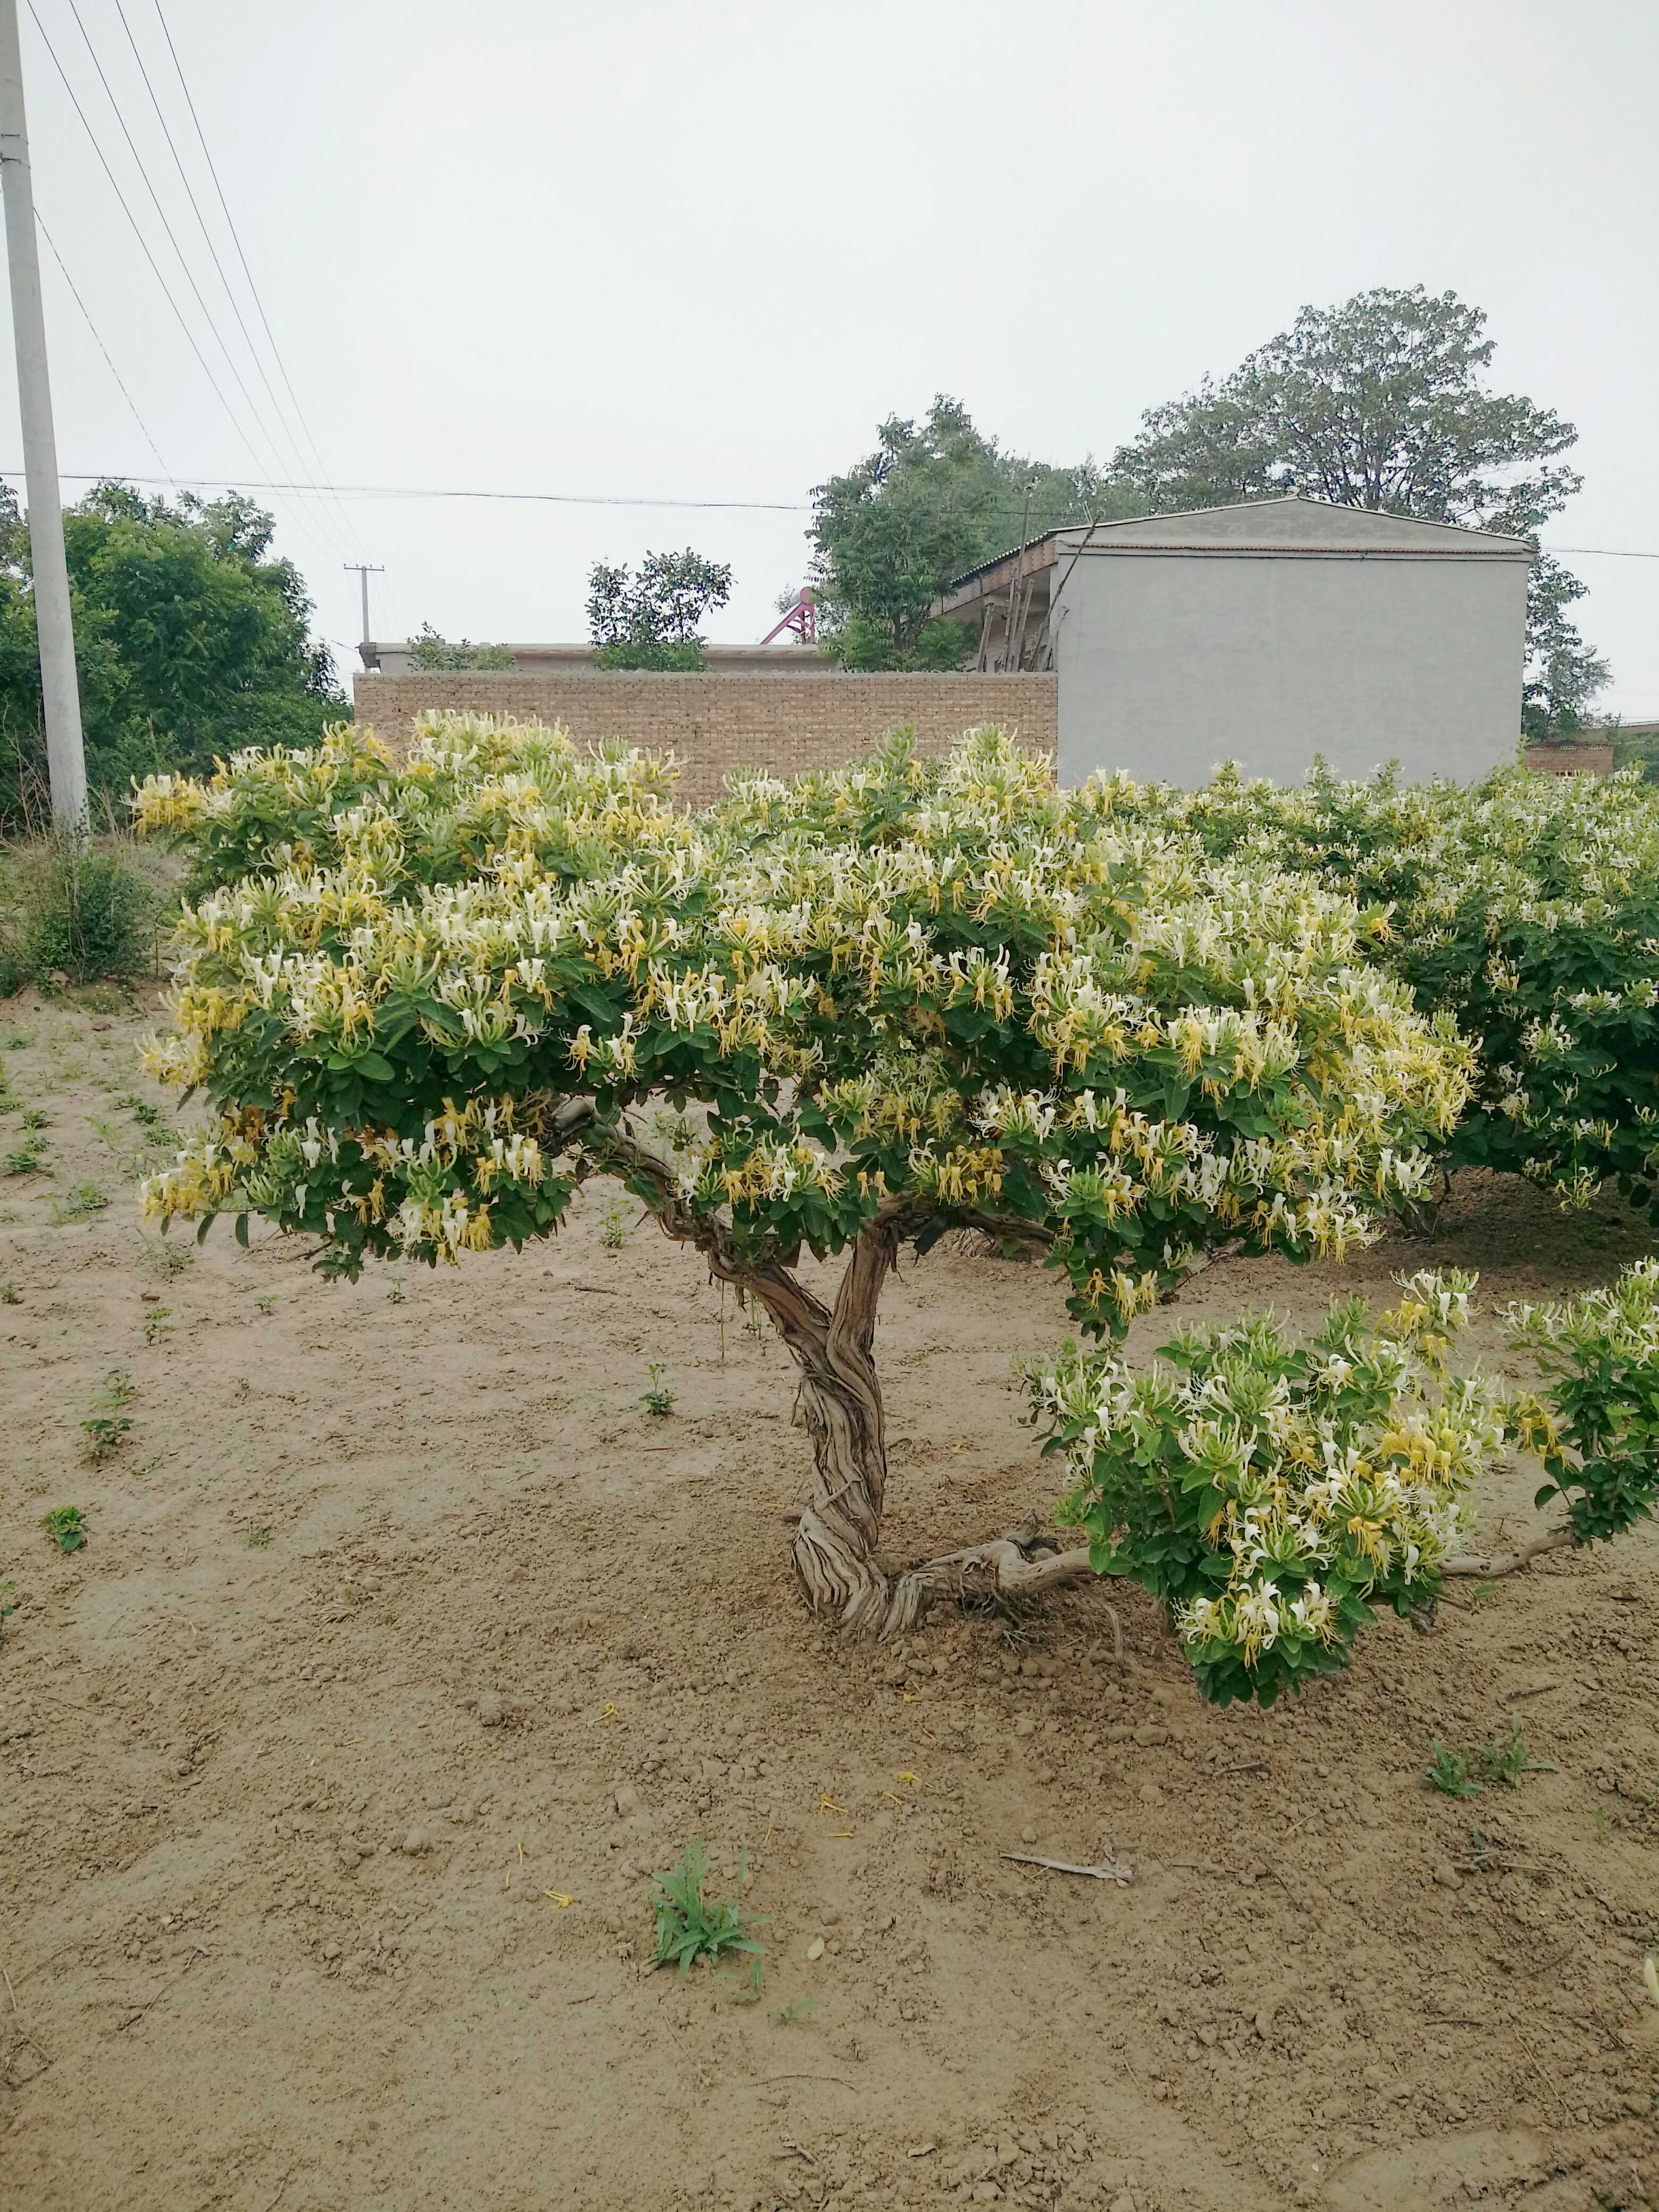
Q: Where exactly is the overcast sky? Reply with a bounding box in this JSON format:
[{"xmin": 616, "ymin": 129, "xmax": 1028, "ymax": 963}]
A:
[{"xmin": 4, "ymin": 0, "xmax": 1655, "ymax": 710}]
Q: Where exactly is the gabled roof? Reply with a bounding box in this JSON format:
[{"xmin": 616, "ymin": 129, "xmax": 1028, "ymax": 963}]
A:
[
  {"xmin": 945, "ymin": 495, "xmax": 1532, "ymax": 594},
  {"xmin": 1054, "ymin": 495, "xmax": 1533, "ymax": 554}
]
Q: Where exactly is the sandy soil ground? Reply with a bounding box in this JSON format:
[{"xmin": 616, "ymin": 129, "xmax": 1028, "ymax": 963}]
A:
[{"xmin": 2, "ymin": 985, "xmax": 1657, "ymax": 2212}]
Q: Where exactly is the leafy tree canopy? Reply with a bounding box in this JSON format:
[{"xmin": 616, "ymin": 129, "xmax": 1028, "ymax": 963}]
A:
[
  {"xmin": 586, "ymin": 549, "xmax": 733, "ymax": 670},
  {"xmin": 133, "ymin": 715, "xmax": 1465, "ymax": 1644},
  {"xmin": 410, "ymin": 623, "xmax": 514, "ymax": 671},
  {"xmin": 0, "ymin": 479, "xmax": 343, "ymax": 831},
  {"xmin": 1109, "ymin": 285, "xmax": 1607, "ymax": 732},
  {"xmin": 809, "ymin": 397, "xmax": 1132, "ymax": 670}
]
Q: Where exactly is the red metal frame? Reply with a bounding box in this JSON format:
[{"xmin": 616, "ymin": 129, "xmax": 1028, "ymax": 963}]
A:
[{"xmin": 760, "ymin": 586, "xmax": 817, "ymax": 646}]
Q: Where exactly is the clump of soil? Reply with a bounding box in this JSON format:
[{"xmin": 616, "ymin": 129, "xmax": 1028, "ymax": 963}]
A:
[{"xmin": 2, "ymin": 990, "xmax": 1656, "ymax": 2210}]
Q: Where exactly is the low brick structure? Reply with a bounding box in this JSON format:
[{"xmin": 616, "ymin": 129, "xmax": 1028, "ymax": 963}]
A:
[
  {"xmin": 351, "ymin": 671, "xmax": 1056, "ymax": 802},
  {"xmin": 1523, "ymin": 741, "xmax": 1615, "ymax": 776}
]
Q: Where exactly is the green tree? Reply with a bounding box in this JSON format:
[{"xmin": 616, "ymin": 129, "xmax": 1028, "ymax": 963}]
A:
[
  {"xmin": 134, "ymin": 719, "xmax": 1464, "ymax": 1643},
  {"xmin": 0, "ymin": 480, "xmax": 344, "ymax": 830},
  {"xmin": 409, "ymin": 623, "xmax": 514, "ymax": 671},
  {"xmin": 1110, "ymin": 286, "xmax": 1607, "ymax": 730},
  {"xmin": 585, "ymin": 549, "xmax": 732, "ymax": 671},
  {"xmin": 1522, "ymin": 555, "xmax": 1610, "ymax": 738},
  {"xmin": 808, "ymin": 397, "xmax": 1130, "ymax": 670}
]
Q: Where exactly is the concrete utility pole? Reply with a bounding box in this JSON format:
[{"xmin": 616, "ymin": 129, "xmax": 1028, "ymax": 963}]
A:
[
  {"xmin": 0, "ymin": 0, "xmax": 86, "ymax": 832},
  {"xmin": 345, "ymin": 562, "xmax": 383, "ymax": 646}
]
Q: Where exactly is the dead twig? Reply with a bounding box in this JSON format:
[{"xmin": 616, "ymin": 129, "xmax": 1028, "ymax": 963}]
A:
[
  {"xmin": 761, "ymin": 2073, "xmax": 855, "ymax": 2089},
  {"xmin": 1214, "ymin": 1759, "xmax": 1270, "ymax": 1779},
  {"xmin": 1, "ymin": 1962, "xmax": 52, "ymax": 2087},
  {"xmin": 116, "ymin": 1945, "xmax": 206, "ymax": 2032},
  {"xmin": 1001, "ymin": 1851, "xmax": 1132, "ymax": 1884}
]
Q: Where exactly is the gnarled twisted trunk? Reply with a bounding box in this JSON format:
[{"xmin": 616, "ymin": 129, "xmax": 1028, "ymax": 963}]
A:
[
  {"xmin": 608, "ymin": 1124, "xmax": 1094, "ymax": 1640},
  {"xmin": 750, "ymin": 1222, "xmax": 1094, "ymax": 1639}
]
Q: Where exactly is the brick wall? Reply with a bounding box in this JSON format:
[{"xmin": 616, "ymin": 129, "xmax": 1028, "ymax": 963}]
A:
[
  {"xmin": 351, "ymin": 671, "xmax": 1057, "ymax": 803},
  {"xmin": 1523, "ymin": 741, "xmax": 1615, "ymax": 776}
]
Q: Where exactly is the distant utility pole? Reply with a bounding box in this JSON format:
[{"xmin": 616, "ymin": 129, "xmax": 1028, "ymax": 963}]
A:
[
  {"xmin": 0, "ymin": 0, "xmax": 86, "ymax": 832},
  {"xmin": 345, "ymin": 562, "xmax": 384, "ymax": 646}
]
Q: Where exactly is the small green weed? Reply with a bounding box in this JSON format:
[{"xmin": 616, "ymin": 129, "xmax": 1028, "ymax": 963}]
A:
[
  {"xmin": 649, "ymin": 1840, "xmax": 766, "ymax": 1988},
  {"xmin": 1425, "ymin": 1742, "xmax": 1482, "ymax": 1798},
  {"xmin": 1593, "ymin": 1804, "xmax": 1611, "ymax": 1842},
  {"xmin": 1479, "ymin": 1717, "xmax": 1552, "ymax": 1787},
  {"xmin": 386, "ymin": 1277, "xmax": 406, "ymax": 1305},
  {"xmin": 81, "ymin": 1415, "xmax": 132, "ymax": 1461},
  {"xmin": 772, "ymin": 1996, "xmax": 819, "ymax": 2025},
  {"xmin": 639, "ymin": 1363, "xmax": 677, "ymax": 1418},
  {"xmin": 245, "ymin": 1527, "xmax": 272, "ymax": 1549},
  {"xmin": 42, "ymin": 1505, "xmax": 86, "ymax": 1553},
  {"xmin": 115, "ymin": 1092, "xmax": 164, "ymax": 1130},
  {"xmin": 5, "ymin": 1033, "xmax": 31, "ymax": 1049},
  {"xmin": 1, "ymin": 1280, "xmax": 19, "ymax": 1304},
  {"xmin": 0, "ymin": 1581, "xmax": 16, "ymax": 1637},
  {"xmin": 20, "ymin": 1108, "xmax": 47, "ymax": 1131},
  {"xmin": 141, "ymin": 1305, "xmax": 172, "ymax": 1345},
  {"xmin": 50, "ymin": 1181, "xmax": 108, "ymax": 1224},
  {"xmin": 81, "ymin": 1369, "xmax": 136, "ymax": 1461},
  {"xmin": 1426, "ymin": 1718, "xmax": 1552, "ymax": 1799},
  {"xmin": 4, "ymin": 1139, "xmax": 45, "ymax": 1174},
  {"xmin": 598, "ymin": 1196, "xmax": 633, "ymax": 1250},
  {"xmin": 253, "ymin": 1295, "xmax": 276, "ymax": 1316},
  {"xmin": 137, "ymin": 1236, "xmax": 191, "ymax": 1279}
]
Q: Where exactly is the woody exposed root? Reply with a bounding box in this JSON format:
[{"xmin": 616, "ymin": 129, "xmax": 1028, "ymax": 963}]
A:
[{"xmin": 1443, "ymin": 1528, "xmax": 1572, "ymax": 1578}]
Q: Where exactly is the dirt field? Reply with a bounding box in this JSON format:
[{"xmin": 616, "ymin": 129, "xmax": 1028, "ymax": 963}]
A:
[{"xmin": 2, "ymin": 985, "xmax": 1657, "ymax": 2212}]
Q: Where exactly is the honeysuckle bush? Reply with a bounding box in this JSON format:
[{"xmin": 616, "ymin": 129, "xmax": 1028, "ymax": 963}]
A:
[
  {"xmin": 1507, "ymin": 1259, "xmax": 1659, "ymax": 1547},
  {"xmin": 1024, "ymin": 1259, "xmax": 1659, "ymax": 1705},
  {"xmin": 1116, "ymin": 759, "xmax": 1659, "ymax": 1215},
  {"xmin": 131, "ymin": 713, "xmax": 1470, "ymax": 1638}
]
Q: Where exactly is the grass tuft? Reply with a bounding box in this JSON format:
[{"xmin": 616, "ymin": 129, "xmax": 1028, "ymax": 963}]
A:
[{"xmin": 649, "ymin": 1840, "xmax": 766, "ymax": 1990}]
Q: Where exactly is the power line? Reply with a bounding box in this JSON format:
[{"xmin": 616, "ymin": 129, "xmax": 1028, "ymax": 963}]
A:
[
  {"xmin": 110, "ymin": 0, "xmax": 347, "ymax": 542},
  {"xmin": 115, "ymin": 0, "xmax": 363, "ymax": 563},
  {"xmin": 34, "ymin": 211, "xmax": 174, "ymax": 485},
  {"xmin": 22, "ymin": 4, "xmax": 287, "ymax": 502},
  {"xmin": 51, "ymin": 0, "xmax": 349, "ymax": 566},
  {"xmin": 2, "ymin": 457, "xmax": 1655, "ymax": 557},
  {"xmin": 0, "ymin": 470, "xmax": 815, "ymax": 509},
  {"xmin": 148, "ymin": 0, "xmax": 366, "ymax": 563}
]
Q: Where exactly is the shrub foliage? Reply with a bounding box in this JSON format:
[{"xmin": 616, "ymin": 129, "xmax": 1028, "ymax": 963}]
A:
[
  {"xmin": 133, "ymin": 716, "xmax": 1468, "ymax": 1636},
  {"xmin": 1027, "ymin": 1260, "xmax": 1659, "ymax": 1704},
  {"xmin": 1130, "ymin": 760, "xmax": 1659, "ymax": 1214},
  {"xmin": 1026, "ymin": 1271, "xmax": 1496, "ymax": 1704}
]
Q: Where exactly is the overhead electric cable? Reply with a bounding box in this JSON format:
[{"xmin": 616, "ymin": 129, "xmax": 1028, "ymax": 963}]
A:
[
  {"xmin": 0, "ymin": 471, "xmax": 812, "ymax": 508},
  {"xmin": 110, "ymin": 0, "xmax": 361, "ymax": 561},
  {"xmin": 50, "ymin": 0, "xmax": 349, "ymax": 565},
  {"xmin": 22, "ymin": 5, "xmax": 308, "ymax": 520},
  {"xmin": 35, "ymin": 211, "xmax": 175, "ymax": 486},
  {"xmin": 148, "ymin": 0, "xmax": 366, "ymax": 561},
  {"xmin": 0, "ymin": 464, "xmax": 1654, "ymax": 559}
]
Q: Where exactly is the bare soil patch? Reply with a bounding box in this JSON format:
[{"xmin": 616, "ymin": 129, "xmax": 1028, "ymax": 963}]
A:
[{"xmin": 2, "ymin": 990, "xmax": 1656, "ymax": 2211}]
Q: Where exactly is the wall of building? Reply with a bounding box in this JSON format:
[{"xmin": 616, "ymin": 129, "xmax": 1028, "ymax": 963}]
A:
[
  {"xmin": 351, "ymin": 671, "xmax": 1056, "ymax": 802},
  {"xmin": 1052, "ymin": 550, "xmax": 1529, "ymax": 787}
]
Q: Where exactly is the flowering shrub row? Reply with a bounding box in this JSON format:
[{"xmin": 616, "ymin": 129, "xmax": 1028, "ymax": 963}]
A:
[{"xmin": 1111, "ymin": 759, "xmax": 1659, "ymax": 1213}]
